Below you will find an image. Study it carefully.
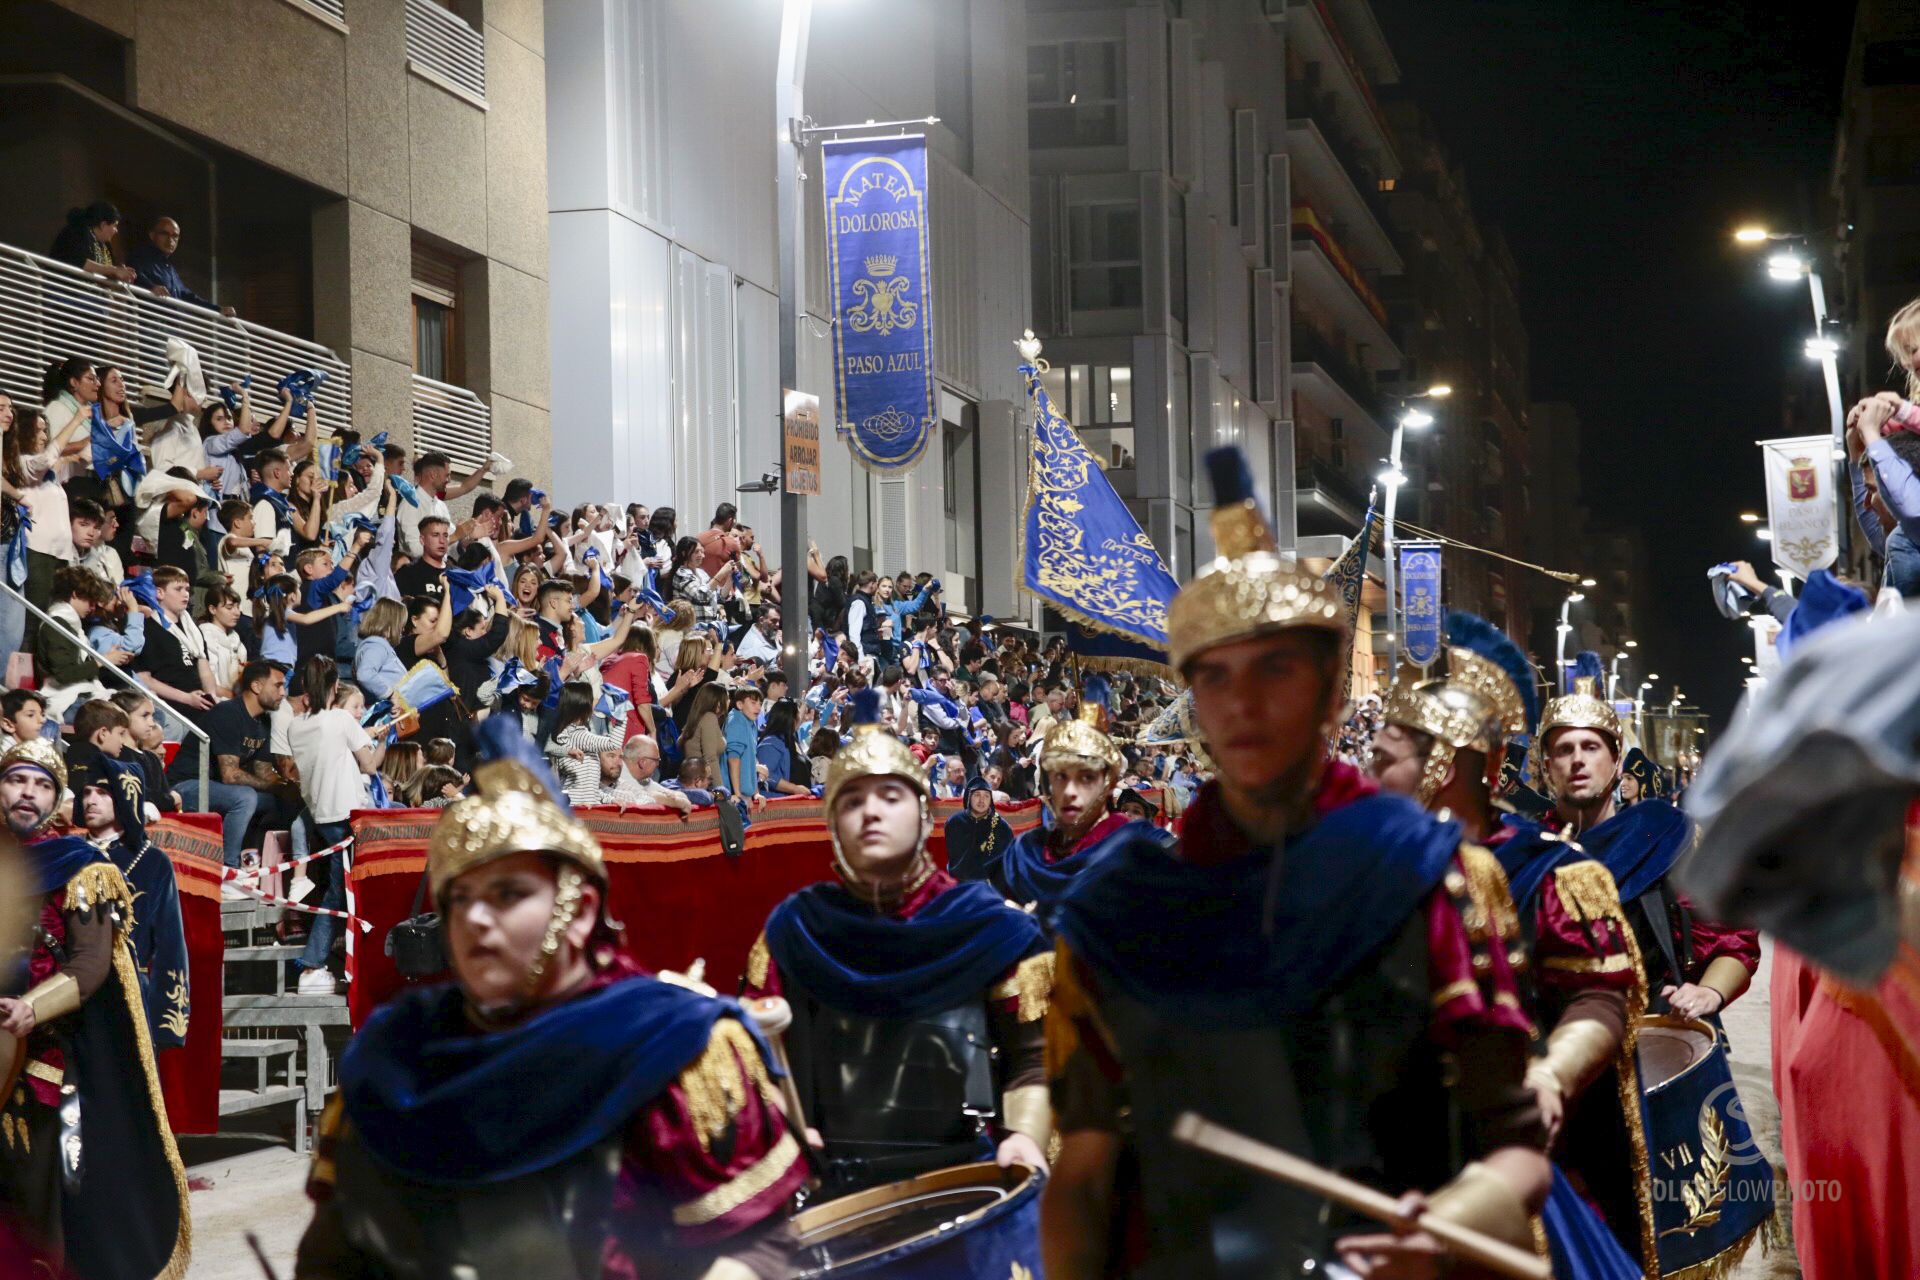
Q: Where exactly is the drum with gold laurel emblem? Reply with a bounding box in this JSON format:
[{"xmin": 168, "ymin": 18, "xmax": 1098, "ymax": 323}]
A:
[
  {"xmin": 1636, "ymin": 1014, "xmax": 1776, "ymax": 1278},
  {"xmin": 790, "ymin": 1161, "xmax": 1042, "ymax": 1279}
]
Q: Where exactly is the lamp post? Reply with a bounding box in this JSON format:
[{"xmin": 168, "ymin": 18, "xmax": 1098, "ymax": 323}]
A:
[
  {"xmin": 1607, "ymin": 651, "xmax": 1627, "ymax": 702},
  {"xmin": 1555, "ymin": 592, "xmax": 1585, "ymax": 693},
  {"xmin": 1380, "ymin": 383, "xmax": 1451, "ymax": 679},
  {"xmin": 1734, "ymin": 227, "xmax": 1850, "ymax": 563},
  {"xmin": 774, "ymin": 0, "xmax": 814, "ymax": 693},
  {"xmin": 1636, "ymin": 679, "xmax": 1653, "ymax": 741}
]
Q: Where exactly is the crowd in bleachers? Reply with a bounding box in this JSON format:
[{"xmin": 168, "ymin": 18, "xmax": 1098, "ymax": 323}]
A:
[{"xmin": 1, "ymin": 235, "xmax": 1208, "ymax": 993}]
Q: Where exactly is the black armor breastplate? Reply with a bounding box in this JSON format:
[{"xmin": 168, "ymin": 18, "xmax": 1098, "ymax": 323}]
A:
[
  {"xmin": 329, "ymin": 1125, "xmax": 624, "ymax": 1280},
  {"xmin": 1097, "ymin": 914, "xmax": 1455, "ymax": 1280},
  {"xmin": 786, "ymin": 984, "xmax": 997, "ymax": 1195}
]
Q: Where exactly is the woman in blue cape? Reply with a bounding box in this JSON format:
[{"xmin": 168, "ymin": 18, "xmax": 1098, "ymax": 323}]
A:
[
  {"xmin": 296, "ymin": 730, "xmax": 806, "ymax": 1278},
  {"xmin": 744, "ymin": 689, "xmax": 1053, "ymax": 1199}
]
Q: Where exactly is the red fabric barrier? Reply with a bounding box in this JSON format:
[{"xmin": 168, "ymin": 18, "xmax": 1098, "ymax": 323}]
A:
[
  {"xmin": 151, "ymin": 814, "xmax": 226, "ymax": 1135},
  {"xmin": 347, "ymin": 796, "xmax": 1050, "ymax": 1026}
]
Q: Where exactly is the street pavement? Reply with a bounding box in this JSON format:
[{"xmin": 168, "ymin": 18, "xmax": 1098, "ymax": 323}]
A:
[{"xmin": 181, "ymin": 939, "xmax": 1810, "ymax": 1279}]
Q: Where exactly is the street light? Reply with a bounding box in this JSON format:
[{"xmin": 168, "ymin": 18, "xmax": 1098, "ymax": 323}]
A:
[
  {"xmin": 1608, "ymin": 650, "xmax": 1628, "ymax": 701},
  {"xmin": 1757, "ymin": 527, "xmax": 1773, "ymax": 542},
  {"xmin": 1581, "ymin": 576, "xmax": 1598, "ymax": 588},
  {"xmin": 1556, "ymin": 592, "xmax": 1585, "ymax": 694},
  {"xmin": 1382, "ymin": 389, "xmax": 1448, "ymax": 677},
  {"xmin": 1735, "ymin": 225, "xmax": 1849, "ymax": 562},
  {"xmin": 773, "ymin": 0, "xmax": 817, "ymax": 692},
  {"xmin": 1738, "ymin": 511, "xmax": 1761, "ymax": 523},
  {"xmin": 1624, "ymin": 639, "xmax": 1638, "ymax": 648}
]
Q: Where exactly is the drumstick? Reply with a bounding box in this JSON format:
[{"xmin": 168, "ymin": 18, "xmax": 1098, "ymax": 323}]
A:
[{"xmin": 1172, "ymin": 1113, "xmax": 1551, "ymax": 1280}]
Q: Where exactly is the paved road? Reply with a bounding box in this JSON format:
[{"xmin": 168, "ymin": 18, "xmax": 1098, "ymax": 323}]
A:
[
  {"xmin": 1726, "ymin": 938, "xmax": 1800, "ymax": 1280},
  {"xmin": 182, "ymin": 940, "xmax": 1810, "ymax": 1279}
]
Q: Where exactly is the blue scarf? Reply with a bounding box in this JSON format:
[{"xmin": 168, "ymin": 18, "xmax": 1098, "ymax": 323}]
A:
[
  {"xmin": 339, "ymin": 974, "xmax": 737, "ymax": 1186},
  {"xmin": 250, "ymin": 481, "xmax": 294, "ymax": 525},
  {"xmin": 5, "ymin": 507, "xmax": 30, "ymax": 588},
  {"xmin": 90, "ymin": 404, "xmax": 146, "ymax": 489},
  {"xmin": 123, "ymin": 569, "xmax": 168, "ymax": 629},
  {"xmin": 999, "ymin": 815, "xmax": 1149, "ymax": 921},
  {"xmin": 390, "ymin": 474, "xmax": 422, "ymax": 508},
  {"xmin": 1054, "ymin": 793, "xmax": 1461, "ymax": 1029},
  {"xmin": 764, "ymin": 878, "xmax": 1045, "ymax": 1019},
  {"xmin": 1565, "ymin": 798, "xmax": 1694, "ymax": 903},
  {"xmin": 446, "ymin": 558, "xmax": 500, "ymax": 618},
  {"xmin": 24, "ymin": 833, "xmax": 110, "ymax": 898},
  {"xmin": 1492, "ymin": 814, "xmax": 1580, "ymax": 912}
]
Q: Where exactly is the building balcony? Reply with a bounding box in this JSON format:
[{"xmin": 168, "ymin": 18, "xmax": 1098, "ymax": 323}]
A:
[
  {"xmin": 1277, "ymin": 0, "xmax": 1401, "ymax": 182},
  {"xmin": 411, "ymin": 374, "xmax": 494, "ymax": 475},
  {"xmin": 1291, "ymin": 326, "xmax": 1388, "ymax": 454},
  {"xmin": 1291, "ymin": 217, "xmax": 1401, "ymax": 371},
  {"xmin": 1295, "ymin": 455, "xmax": 1373, "ymax": 537},
  {"xmin": 0, "ymin": 238, "xmax": 353, "ymax": 440},
  {"xmin": 1284, "ymin": 115, "xmax": 1402, "ymax": 275}
]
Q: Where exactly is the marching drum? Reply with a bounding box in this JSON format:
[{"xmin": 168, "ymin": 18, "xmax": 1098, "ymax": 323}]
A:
[
  {"xmin": 1636, "ymin": 1015, "xmax": 1775, "ymax": 1278},
  {"xmin": 790, "ymin": 1161, "xmax": 1043, "ymax": 1279}
]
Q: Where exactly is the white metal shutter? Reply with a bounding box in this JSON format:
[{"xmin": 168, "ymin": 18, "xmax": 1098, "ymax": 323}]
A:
[
  {"xmin": 1233, "ymin": 108, "xmax": 1259, "ymax": 249},
  {"xmin": 1268, "ymin": 153, "xmax": 1292, "ymax": 282},
  {"xmin": 874, "ymin": 477, "xmax": 911, "ymax": 577},
  {"xmin": 1252, "ymin": 268, "xmax": 1277, "ymax": 408}
]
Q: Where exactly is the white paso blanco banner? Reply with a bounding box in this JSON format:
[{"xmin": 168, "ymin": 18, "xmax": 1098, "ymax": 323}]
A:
[{"xmin": 1759, "ymin": 435, "xmax": 1840, "ymax": 579}]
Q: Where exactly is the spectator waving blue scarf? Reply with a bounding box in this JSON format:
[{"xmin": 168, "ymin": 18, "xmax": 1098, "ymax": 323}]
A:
[
  {"xmin": 90, "ymin": 403, "xmax": 147, "ymax": 490},
  {"xmin": 542, "ymin": 656, "xmax": 565, "ymax": 710},
  {"xmin": 908, "ymin": 686, "xmax": 964, "ymax": 721},
  {"xmin": 446, "ymin": 558, "xmax": 501, "ymax": 618},
  {"xmin": 124, "ymin": 569, "xmax": 168, "ymax": 629},
  {"xmin": 342, "ymin": 430, "xmax": 389, "ymax": 473},
  {"xmin": 250, "ymin": 479, "xmax": 295, "ymax": 525},
  {"xmin": 389, "ymin": 474, "xmax": 422, "ymax": 508},
  {"xmin": 218, "ymin": 375, "xmax": 250, "ymax": 417},
  {"xmin": 581, "ymin": 545, "xmax": 614, "ymax": 595},
  {"xmin": 492, "ymin": 657, "xmax": 539, "ymax": 705}
]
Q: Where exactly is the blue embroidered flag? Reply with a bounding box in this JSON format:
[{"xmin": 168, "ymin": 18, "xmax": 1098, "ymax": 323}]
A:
[
  {"xmin": 1017, "ymin": 360, "xmax": 1177, "ymax": 673},
  {"xmin": 1399, "ymin": 541, "xmax": 1444, "ymax": 668},
  {"xmin": 823, "ymin": 135, "xmax": 937, "ymax": 473},
  {"xmin": 1325, "ymin": 493, "xmax": 1377, "ymax": 697}
]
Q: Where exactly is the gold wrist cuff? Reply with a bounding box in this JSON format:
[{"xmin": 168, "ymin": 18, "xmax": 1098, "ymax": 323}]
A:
[
  {"xmin": 1001, "ymin": 1084, "xmax": 1053, "ymax": 1149},
  {"xmin": 1536, "ymin": 1015, "xmax": 1622, "ymax": 1099},
  {"xmin": 24, "ymin": 973, "xmax": 79, "ymax": 1026},
  {"xmin": 1425, "ymin": 1161, "xmax": 1537, "ymax": 1252},
  {"xmin": 1698, "ymin": 956, "xmax": 1753, "ymax": 1007}
]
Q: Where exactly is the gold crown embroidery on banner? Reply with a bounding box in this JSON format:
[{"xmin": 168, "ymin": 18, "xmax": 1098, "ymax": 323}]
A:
[{"xmin": 863, "ymin": 254, "xmax": 899, "ymax": 278}]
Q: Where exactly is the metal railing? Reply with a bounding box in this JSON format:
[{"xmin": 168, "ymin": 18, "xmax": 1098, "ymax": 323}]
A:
[
  {"xmin": 0, "ymin": 239, "xmax": 353, "ymax": 442},
  {"xmin": 1, "ymin": 581, "xmax": 210, "ymax": 811},
  {"xmin": 411, "ymin": 373, "xmax": 493, "ymax": 476},
  {"xmin": 405, "ymin": 0, "xmax": 487, "ymax": 106}
]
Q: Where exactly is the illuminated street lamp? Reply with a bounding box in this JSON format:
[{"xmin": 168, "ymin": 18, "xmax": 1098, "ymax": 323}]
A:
[
  {"xmin": 1555, "ymin": 592, "xmax": 1586, "ymax": 694},
  {"xmin": 1734, "ymin": 224, "xmax": 1849, "ymax": 561}
]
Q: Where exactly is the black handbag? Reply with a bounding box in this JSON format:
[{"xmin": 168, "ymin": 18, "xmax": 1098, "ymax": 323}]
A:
[{"xmin": 384, "ymin": 866, "xmax": 446, "ymax": 980}]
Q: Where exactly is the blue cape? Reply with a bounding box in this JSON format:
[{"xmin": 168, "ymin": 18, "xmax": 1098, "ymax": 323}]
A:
[
  {"xmin": 338, "ymin": 974, "xmax": 737, "ymax": 1186},
  {"xmin": 1568, "ymin": 799, "xmax": 1694, "ymax": 902},
  {"xmin": 1054, "ymin": 793, "xmax": 1461, "ymax": 1029},
  {"xmin": 25, "ymin": 834, "xmax": 110, "ymax": 898},
  {"xmin": 764, "ymin": 878, "xmax": 1046, "ymax": 1019},
  {"xmin": 999, "ymin": 816, "xmax": 1155, "ymax": 920}
]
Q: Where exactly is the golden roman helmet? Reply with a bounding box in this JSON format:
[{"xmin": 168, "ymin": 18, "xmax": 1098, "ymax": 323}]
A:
[
  {"xmin": 1538, "ymin": 676, "xmax": 1623, "ymax": 754},
  {"xmin": 0, "ymin": 737, "xmax": 68, "ymax": 799},
  {"xmin": 1382, "ymin": 674, "xmax": 1501, "ymax": 807},
  {"xmin": 1167, "ymin": 448, "xmax": 1346, "ymax": 673},
  {"xmin": 1041, "ymin": 676, "xmax": 1126, "ymax": 778},
  {"xmin": 823, "ymin": 688, "xmax": 931, "ymax": 812},
  {"xmin": 427, "ymin": 759, "xmax": 606, "ymax": 899}
]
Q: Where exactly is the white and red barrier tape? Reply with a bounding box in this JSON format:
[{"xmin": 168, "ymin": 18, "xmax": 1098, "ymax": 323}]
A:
[{"xmin": 222, "ymin": 837, "xmax": 373, "ymax": 939}]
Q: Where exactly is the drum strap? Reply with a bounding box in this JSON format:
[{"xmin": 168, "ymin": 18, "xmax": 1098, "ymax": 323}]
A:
[{"xmin": 1635, "ymin": 886, "xmax": 1684, "ymax": 1002}]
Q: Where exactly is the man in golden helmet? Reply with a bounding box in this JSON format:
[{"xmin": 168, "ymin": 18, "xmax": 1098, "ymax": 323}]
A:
[
  {"xmin": 995, "ymin": 673, "xmax": 1168, "ymax": 919},
  {"xmin": 744, "ymin": 687, "xmax": 1054, "ymax": 1198},
  {"xmin": 1375, "ymin": 620, "xmax": 1654, "ymax": 1279},
  {"xmin": 1041, "ymin": 447, "xmax": 1551, "ymax": 1279},
  {"xmin": 296, "ymin": 726, "xmax": 805, "ymax": 1280}
]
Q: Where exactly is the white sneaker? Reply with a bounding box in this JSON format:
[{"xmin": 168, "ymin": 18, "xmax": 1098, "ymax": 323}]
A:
[{"xmin": 296, "ymin": 967, "xmax": 336, "ymax": 996}]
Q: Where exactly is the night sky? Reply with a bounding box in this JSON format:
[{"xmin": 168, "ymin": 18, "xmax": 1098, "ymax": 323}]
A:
[{"xmin": 1372, "ymin": 1, "xmax": 1859, "ymax": 727}]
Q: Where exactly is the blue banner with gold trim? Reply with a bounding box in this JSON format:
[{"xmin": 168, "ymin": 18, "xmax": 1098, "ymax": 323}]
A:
[
  {"xmin": 1399, "ymin": 541, "xmax": 1443, "ymax": 668},
  {"xmin": 824, "ymin": 135, "xmax": 938, "ymax": 474},
  {"xmin": 1018, "ymin": 360, "xmax": 1177, "ymax": 673}
]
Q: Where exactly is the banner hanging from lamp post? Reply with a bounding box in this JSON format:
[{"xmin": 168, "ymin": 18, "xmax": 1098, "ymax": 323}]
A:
[
  {"xmin": 1398, "ymin": 541, "xmax": 1443, "ymax": 669},
  {"xmin": 1758, "ymin": 434, "xmax": 1840, "ymax": 579},
  {"xmin": 822, "ymin": 135, "xmax": 937, "ymax": 474}
]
